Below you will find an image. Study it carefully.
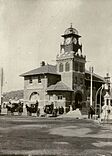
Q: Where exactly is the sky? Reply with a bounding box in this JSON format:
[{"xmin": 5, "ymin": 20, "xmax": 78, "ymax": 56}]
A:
[{"xmin": 0, "ymin": 0, "xmax": 112, "ymax": 92}]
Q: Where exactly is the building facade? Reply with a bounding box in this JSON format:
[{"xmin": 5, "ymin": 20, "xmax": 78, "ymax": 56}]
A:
[{"xmin": 21, "ymin": 25, "xmax": 105, "ymax": 114}]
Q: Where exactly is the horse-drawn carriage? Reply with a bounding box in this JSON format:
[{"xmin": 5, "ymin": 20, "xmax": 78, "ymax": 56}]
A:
[
  {"xmin": 44, "ymin": 103, "xmax": 64, "ymax": 117},
  {"xmin": 6, "ymin": 100, "xmax": 23, "ymax": 115},
  {"xmin": 44, "ymin": 103, "xmax": 54, "ymax": 114},
  {"xmin": 25, "ymin": 100, "xmax": 40, "ymax": 116}
]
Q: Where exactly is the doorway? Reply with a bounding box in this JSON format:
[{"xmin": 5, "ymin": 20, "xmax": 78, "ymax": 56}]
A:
[
  {"xmin": 29, "ymin": 92, "xmax": 39, "ymax": 102},
  {"xmin": 72, "ymin": 91, "xmax": 83, "ymax": 110}
]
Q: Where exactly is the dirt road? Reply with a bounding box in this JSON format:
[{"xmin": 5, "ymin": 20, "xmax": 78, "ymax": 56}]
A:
[{"xmin": 0, "ymin": 116, "xmax": 112, "ymax": 155}]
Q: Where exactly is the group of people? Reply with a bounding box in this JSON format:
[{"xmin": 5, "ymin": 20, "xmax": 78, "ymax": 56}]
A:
[
  {"xmin": 1, "ymin": 97, "xmax": 97, "ymax": 119},
  {"xmin": 52, "ymin": 106, "xmax": 64, "ymax": 117},
  {"xmin": 25, "ymin": 101, "xmax": 65, "ymax": 117}
]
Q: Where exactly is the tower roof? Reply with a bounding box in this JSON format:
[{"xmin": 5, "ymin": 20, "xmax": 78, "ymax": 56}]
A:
[
  {"xmin": 64, "ymin": 27, "xmax": 78, "ymax": 35},
  {"xmin": 62, "ymin": 24, "xmax": 81, "ymax": 37}
]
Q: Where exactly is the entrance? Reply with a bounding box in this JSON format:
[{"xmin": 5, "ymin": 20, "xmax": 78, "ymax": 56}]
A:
[
  {"xmin": 29, "ymin": 92, "xmax": 39, "ymax": 102},
  {"xmin": 72, "ymin": 91, "xmax": 83, "ymax": 110}
]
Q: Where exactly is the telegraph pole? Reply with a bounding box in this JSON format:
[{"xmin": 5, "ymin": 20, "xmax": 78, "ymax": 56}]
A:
[
  {"xmin": 90, "ymin": 66, "xmax": 93, "ymax": 106},
  {"xmin": 0, "ymin": 68, "xmax": 3, "ymax": 107}
]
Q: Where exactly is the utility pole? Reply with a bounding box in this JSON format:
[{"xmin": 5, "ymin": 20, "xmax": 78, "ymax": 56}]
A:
[
  {"xmin": 90, "ymin": 66, "xmax": 93, "ymax": 106},
  {"xmin": 0, "ymin": 68, "xmax": 3, "ymax": 107}
]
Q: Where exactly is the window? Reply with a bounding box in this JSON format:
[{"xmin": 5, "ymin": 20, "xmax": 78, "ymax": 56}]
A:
[
  {"xmin": 38, "ymin": 76, "xmax": 41, "ymax": 83},
  {"xmin": 111, "ymin": 100, "xmax": 112, "ymax": 106},
  {"xmin": 107, "ymin": 99, "xmax": 109, "ymax": 105},
  {"xmin": 75, "ymin": 62, "xmax": 78, "ymax": 71},
  {"xmin": 29, "ymin": 77, "xmax": 32, "ymax": 83},
  {"xmin": 75, "ymin": 77, "xmax": 77, "ymax": 84},
  {"xmin": 80, "ymin": 78, "xmax": 83, "ymax": 84},
  {"xmin": 58, "ymin": 95, "xmax": 63, "ymax": 100},
  {"xmin": 59, "ymin": 63, "xmax": 63, "ymax": 72},
  {"xmin": 80, "ymin": 63, "xmax": 84, "ymax": 72},
  {"xmin": 65, "ymin": 62, "xmax": 70, "ymax": 71}
]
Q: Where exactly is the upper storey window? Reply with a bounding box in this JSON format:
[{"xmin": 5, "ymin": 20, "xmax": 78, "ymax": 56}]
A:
[
  {"xmin": 38, "ymin": 76, "xmax": 41, "ymax": 83},
  {"xmin": 58, "ymin": 95, "xmax": 63, "ymax": 100},
  {"xmin": 75, "ymin": 62, "xmax": 78, "ymax": 71},
  {"xmin": 65, "ymin": 62, "xmax": 70, "ymax": 72},
  {"xmin": 80, "ymin": 63, "xmax": 84, "ymax": 72},
  {"xmin": 29, "ymin": 77, "xmax": 33, "ymax": 83},
  {"xmin": 59, "ymin": 63, "xmax": 63, "ymax": 72}
]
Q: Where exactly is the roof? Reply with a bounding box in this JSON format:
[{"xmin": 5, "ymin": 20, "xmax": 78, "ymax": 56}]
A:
[
  {"xmin": 62, "ymin": 25, "xmax": 81, "ymax": 38},
  {"xmin": 47, "ymin": 81, "xmax": 73, "ymax": 92},
  {"xmin": 64, "ymin": 27, "xmax": 78, "ymax": 35},
  {"xmin": 20, "ymin": 64, "xmax": 60, "ymax": 77},
  {"xmin": 85, "ymin": 70, "xmax": 105, "ymax": 82}
]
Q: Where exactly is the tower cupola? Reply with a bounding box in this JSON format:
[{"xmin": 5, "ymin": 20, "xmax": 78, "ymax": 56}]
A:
[{"xmin": 60, "ymin": 24, "xmax": 82, "ymax": 54}]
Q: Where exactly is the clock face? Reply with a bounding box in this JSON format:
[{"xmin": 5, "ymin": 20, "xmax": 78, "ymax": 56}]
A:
[
  {"xmin": 65, "ymin": 37, "xmax": 71, "ymax": 44},
  {"xmin": 73, "ymin": 38, "xmax": 77, "ymax": 44}
]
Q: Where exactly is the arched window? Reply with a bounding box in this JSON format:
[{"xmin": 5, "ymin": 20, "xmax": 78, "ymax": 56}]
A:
[
  {"xmin": 65, "ymin": 62, "xmax": 70, "ymax": 71},
  {"xmin": 80, "ymin": 63, "xmax": 84, "ymax": 72},
  {"xmin": 59, "ymin": 63, "xmax": 63, "ymax": 72}
]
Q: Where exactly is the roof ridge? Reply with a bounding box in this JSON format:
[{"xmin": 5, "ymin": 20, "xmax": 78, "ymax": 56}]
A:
[{"xmin": 20, "ymin": 63, "xmax": 59, "ymax": 77}]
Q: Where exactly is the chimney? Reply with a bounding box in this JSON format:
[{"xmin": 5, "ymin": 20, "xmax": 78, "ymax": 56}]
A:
[{"xmin": 41, "ymin": 61, "xmax": 45, "ymax": 66}]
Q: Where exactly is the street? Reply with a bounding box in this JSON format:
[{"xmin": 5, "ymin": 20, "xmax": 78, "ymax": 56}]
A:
[{"xmin": 0, "ymin": 116, "xmax": 112, "ymax": 156}]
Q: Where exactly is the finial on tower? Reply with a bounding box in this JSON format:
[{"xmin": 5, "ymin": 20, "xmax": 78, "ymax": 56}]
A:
[
  {"xmin": 70, "ymin": 23, "xmax": 72, "ymax": 28},
  {"xmin": 106, "ymin": 73, "xmax": 109, "ymax": 77}
]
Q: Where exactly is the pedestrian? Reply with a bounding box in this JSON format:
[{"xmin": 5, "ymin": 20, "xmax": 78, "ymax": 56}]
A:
[{"xmin": 88, "ymin": 105, "xmax": 95, "ymax": 119}]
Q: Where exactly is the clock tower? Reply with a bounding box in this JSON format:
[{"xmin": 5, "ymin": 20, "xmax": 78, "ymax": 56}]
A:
[
  {"xmin": 56, "ymin": 24, "xmax": 86, "ymax": 104},
  {"xmin": 61, "ymin": 24, "xmax": 82, "ymax": 53}
]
